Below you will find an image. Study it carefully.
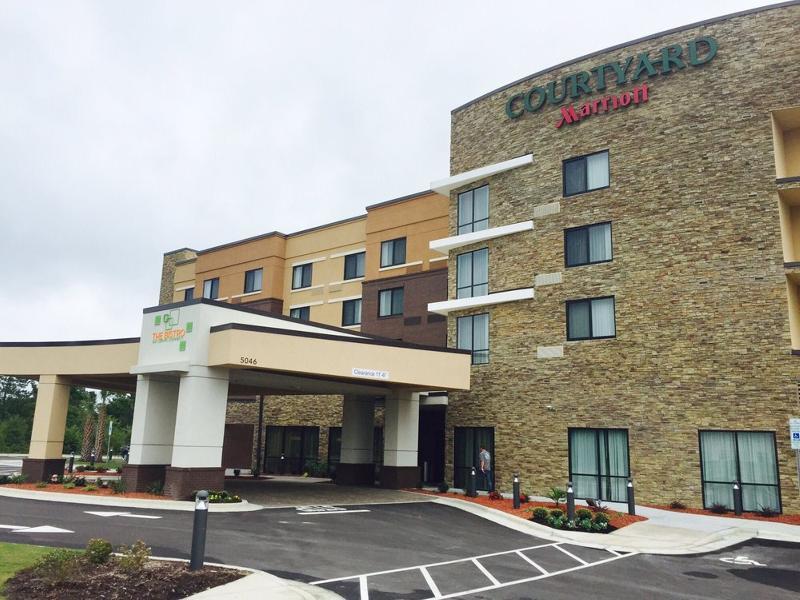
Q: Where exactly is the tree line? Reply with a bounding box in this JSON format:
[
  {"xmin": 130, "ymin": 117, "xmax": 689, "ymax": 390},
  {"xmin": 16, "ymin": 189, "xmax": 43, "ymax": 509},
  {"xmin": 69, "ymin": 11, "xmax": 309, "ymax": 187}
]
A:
[{"xmin": 0, "ymin": 376, "xmax": 134, "ymax": 457}]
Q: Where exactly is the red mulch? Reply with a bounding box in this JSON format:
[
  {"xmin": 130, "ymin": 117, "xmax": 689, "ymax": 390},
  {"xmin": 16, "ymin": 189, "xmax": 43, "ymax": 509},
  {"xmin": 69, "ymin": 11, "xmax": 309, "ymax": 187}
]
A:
[
  {"xmin": 408, "ymin": 490, "xmax": 647, "ymax": 530},
  {"xmin": 5, "ymin": 483, "xmax": 165, "ymax": 500},
  {"xmin": 645, "ymin": 503, "xmax": 800, "ymax": 525}
]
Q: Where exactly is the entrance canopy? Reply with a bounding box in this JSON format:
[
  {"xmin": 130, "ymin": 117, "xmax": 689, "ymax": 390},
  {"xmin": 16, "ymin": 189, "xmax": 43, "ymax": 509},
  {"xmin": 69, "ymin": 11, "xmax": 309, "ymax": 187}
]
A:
[{"xmin": 0, "ymin": 298, "xmax": 471, "ymax": 394}]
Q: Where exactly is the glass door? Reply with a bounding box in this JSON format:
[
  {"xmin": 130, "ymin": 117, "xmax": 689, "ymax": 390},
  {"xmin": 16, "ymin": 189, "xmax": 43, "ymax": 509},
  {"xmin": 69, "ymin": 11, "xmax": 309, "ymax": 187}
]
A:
[
  {"xmin": 569, "ymin": 428, "xmax": 629, "ymax": 502},
  {"xmin": 453, "ymin": 427, "xmax": 494, "ymax": 490}
]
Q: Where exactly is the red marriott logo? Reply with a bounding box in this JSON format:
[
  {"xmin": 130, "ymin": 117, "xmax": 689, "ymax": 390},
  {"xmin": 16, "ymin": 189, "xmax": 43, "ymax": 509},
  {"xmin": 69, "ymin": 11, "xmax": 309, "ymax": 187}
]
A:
[{"xmin": 556, "ymin": 83, "xmax": 649, "ymax": 128}]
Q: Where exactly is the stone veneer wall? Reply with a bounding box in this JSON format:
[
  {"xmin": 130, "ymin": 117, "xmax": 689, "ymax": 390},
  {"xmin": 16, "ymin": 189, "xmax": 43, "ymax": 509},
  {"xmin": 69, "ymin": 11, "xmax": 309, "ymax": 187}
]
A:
[
  {"xmin": 159, "ymin": 249, "xmax": 196, "ymax": 305},
  {"xmin": 445, "ymin": 4, "xmax": 800, "ymax": 511}
]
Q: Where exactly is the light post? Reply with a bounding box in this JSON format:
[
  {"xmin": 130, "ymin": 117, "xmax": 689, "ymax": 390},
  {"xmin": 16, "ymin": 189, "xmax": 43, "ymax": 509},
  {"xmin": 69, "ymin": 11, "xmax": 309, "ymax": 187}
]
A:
[
  {"xmin": 467, "ymin": 466, "xmax": 477, "ymax": 497},
  {"xmin": 107, "ymin": 420, "xmax": 113, "ymax": 462},
  {"xmin": 627, "ymin": 478, "xmax": 636, "ymax": 516},
  {"xmin": 513, "ymin": 473, "xmax": 521, "ymax": 509},
  {"xmin": 732, "ymin": 481, "xmax": 743, "ymax": 516},
  {"xmin": 190, "ymin": 490, "xmax": 209, "ymax": 571},
  {"xmin": 566, "ymin": 481, "xmax": 575, "ymax": 521}
]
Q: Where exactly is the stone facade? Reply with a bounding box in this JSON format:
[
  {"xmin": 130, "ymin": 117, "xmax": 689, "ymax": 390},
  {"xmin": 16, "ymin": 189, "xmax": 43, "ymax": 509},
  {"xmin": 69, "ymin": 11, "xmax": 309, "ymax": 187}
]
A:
[
  {"xmin": 159, "ymin": 248, "xmax": 196, "ymax": 305},
  {"xmin": 445, "ymin": 4, "xmax": 800, "ymax": 511}
]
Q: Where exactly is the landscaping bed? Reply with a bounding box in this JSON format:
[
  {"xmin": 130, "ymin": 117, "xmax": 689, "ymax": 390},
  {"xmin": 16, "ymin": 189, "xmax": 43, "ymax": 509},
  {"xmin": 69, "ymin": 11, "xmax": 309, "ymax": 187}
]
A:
[
  {"xmin": 4, "ymin": 482, "xmax": 164, "ymax": 500},
  {"xmin": 645, "ymin": 503, "xmax": 800, "ymax": 525},
  {"xmin": 2, "ymin": 539, "xmax": 244, "ymax": 600},
  {"xmin": 411, "ymin": 489, "xmax": 646, "ymax": 532}
]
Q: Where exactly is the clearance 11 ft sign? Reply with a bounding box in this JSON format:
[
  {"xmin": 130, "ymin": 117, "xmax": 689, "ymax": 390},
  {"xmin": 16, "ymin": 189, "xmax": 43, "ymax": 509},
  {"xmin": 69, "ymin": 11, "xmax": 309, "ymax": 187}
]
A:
[{"xmin": 505, "ymin": 36, "xmax": 718, "ymax": 128}]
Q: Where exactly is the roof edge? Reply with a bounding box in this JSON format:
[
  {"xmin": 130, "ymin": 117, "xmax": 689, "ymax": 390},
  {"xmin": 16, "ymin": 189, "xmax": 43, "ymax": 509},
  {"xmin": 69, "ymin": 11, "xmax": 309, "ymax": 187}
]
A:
[
  {"xmin": 451, "ymin": 0, "xmax": 800, "ymax": 115},
  {"xmin": 0, "ymin": 337, "xmax": 140, "ymax": 347}
]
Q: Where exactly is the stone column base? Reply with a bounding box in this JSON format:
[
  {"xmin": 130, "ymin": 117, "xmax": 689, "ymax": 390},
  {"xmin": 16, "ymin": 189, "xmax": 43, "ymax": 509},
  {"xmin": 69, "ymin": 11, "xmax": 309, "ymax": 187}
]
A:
[
  {"xmin": 164, "ymin": 467, "xmax": 225, "ymax": 500},
  {"xmin": 336, "ymin": 463, "xmax": 375, "ymax": 486},
  {"xmin": 21, "ymin": 458, "xmax": 65, "ymax": 482},
  {"xmin": 381, "ymin": 466, "xmax": 420, "ymax": 489},
  {"xmin": 121, "ymin": 464, "xmax": 168, "ymax": 493}
]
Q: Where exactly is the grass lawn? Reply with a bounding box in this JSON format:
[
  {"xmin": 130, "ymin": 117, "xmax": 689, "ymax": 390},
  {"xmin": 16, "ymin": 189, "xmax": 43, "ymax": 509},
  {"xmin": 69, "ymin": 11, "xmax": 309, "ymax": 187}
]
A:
[{"xmin": 0, "ymin": 542, "xmax": 55, "ymax": 599}]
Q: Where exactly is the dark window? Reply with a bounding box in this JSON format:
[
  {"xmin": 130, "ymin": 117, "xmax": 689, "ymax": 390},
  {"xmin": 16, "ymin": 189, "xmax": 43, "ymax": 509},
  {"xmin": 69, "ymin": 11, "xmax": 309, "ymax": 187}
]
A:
[
  {"xmin": 569, "ymin": 428, "xmax": 630, "ymax": 502},
  {"xmin": 344, "ymin": 252, "xmax": 365, "ymax": 280},
  {"xmin": 290, "ymin": 306, "xmax": 310, "ymax": 321},
  {"xmin": 342, "ymin": 298, "xmax": 362, "ymax": 326},
  {"xmin": 565, "ymin": 222, "xmax": 612, "ymax": 267},
  {"xmin": 264, "ymin": 426, "xmax": 319, "ymax": 475},
  {"xmin": 566, "ymin": 296, "xmax": 615, "ymax": 340},
  {"xmin": 244, "ymin": 268, "xmax": 263, "ymax": 293},
  {"xmin": 378, "ymin": 287, "xmax": 404, "ymax": 317},
  {"xmin": 183, "ymin": 288, "xmax": 194, "ymax": 301},
  {"xmin": 380, "ymin": 238, "xmax": 406, "ymax": 267},
  {"xmin": 699, "ymin": 430, "xmax": 781, "ymax": 513},
  {"xmin": 456, "ymin": 248, "xmax": 489, "ymax": 298},
  {"xmin": 292, "ymin": 263, "xmax": 313, "ymax": 289},
  {"xmin": 457, "ymin": 185, "xmax": 489, "ymax": 234},
  {"xmin": 454, "ymin": 427, "xmax": 494, "ymax": 490},
  {"xmin": 202, "ymin": 278, "xmax": 219, "ymax": 299},
  {"xmin": 563, "ymin": 150, "xmax": 609, "ymax": 197},
  {"xmin": 457, "ymin": 313, "xmax": 489, "ymax": 364}
]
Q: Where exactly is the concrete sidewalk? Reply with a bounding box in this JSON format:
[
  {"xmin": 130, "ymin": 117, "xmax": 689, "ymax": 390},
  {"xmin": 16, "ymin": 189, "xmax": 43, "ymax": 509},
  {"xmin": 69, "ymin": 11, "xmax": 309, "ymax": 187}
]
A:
[
  {"xmin": 422, "ymin": 492, "xmax": 800, "ymax": 555},
  {"xmin": 188, "ymin": 571, "xmax": 342, "ymax": 599}
]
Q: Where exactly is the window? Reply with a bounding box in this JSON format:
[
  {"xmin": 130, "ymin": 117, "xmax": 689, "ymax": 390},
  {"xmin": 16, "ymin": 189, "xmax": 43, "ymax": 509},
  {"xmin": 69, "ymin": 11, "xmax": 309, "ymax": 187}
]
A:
[
  {"xmin": 378, "ymin": 287, "xmax": 404, "ymax": 317},
  {"xmin": 344, "ymin": 252, "xmax": 365, "ymax": 280},
  {"xmin": 569, "ymin": 428, "xmax": 630, "ymax": 502},
  {"xmin": 457, "ymin": 313, "xmax": 489, "ymax": 364},
  {"xmin": 292, "ymin": 263, "xmax": 312, "ymax": 289},
  {"xmin": 380, "ymin": 238, "xmax": 406, "ymax": 267},
  {"xmin": 454, "ymin": 427, "xmax": 494, "ymax": 490},
  {"xmin": 565, "ymin": 222, "xmax": 612, "ymax": 267},
  {"xmin": 290, "ymin": 306, "xmax": 310, "ymax": 321},
  {"xmin": 699, "ymin": 431, "xmax": 780, "ymax": 512},
  {"xmin": 244, "ymin": 268, "xmax": 263, "ymax": 293},
  {"xmin": 563, "ymin": 150, "xmax": 609, "ymax": 196},
  {"xmin": 342, "ymin": 298, "xmax": 362, "ymax": 326},
  {"xmin": 457, "ymin": 248, "xmax": 489, "ymax": 298},
  {"xmin": 202, "ymin": 278, "xmax": 219, "ymax": 300},
  {"xmin": 458, "ymin": 185, "xmax": 489, "ymax": 234},
  {"xmin": 566, "ymin": 296, "xmax": 615, "ymax": 340},
  {"xmin": 183, "ymin": 288, "xmax": 194, "ymax": 301}
]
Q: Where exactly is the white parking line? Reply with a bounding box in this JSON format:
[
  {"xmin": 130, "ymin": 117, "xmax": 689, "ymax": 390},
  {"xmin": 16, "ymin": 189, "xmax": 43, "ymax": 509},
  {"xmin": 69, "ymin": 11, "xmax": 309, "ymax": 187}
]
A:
[
  {"xmin": 311, "ymin": 542, "xmax": 635, "ymax": 600},
  {"xmin": 420, "ymin": 566, "xmax": 442, "ymax": 598},
  {"xmin": 472, "ymin": 558, "xmax": 500, "ymax": 586},
  {"xmin": 553, "ymin": 544, "xmax": 589, "ymax": 565}
]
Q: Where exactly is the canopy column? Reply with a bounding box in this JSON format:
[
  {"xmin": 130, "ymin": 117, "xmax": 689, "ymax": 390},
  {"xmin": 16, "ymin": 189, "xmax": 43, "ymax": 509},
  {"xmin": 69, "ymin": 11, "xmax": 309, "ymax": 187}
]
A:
[
  {"xmin": 382, "ymin": 390, "xmax": 420, "ymax": 488},
  {"xmin": 22, "ymin": 375, "xmax": 71, "ymax": 482},
  {"xmin": 337, "ymin": 395, "xmax": 375, "ymax": 485}
]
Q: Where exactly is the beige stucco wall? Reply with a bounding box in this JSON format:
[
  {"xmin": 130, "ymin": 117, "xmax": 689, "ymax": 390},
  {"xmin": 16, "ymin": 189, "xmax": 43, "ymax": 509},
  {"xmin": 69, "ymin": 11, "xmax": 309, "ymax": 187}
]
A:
[
  {"xmin": 0, "ymin": 342, "xmax": 140, "ymax": 377},
  {"xmin": 282, "ymin": 217, "xmax": 367, "ymax": 325}
]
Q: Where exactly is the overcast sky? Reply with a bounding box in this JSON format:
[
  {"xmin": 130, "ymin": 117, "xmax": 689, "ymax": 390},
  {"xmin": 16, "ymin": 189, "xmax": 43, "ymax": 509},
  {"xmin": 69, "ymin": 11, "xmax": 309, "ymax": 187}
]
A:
[{"xmin": 0, "ymin": 0, "xmax": 774, "ymax": 341}]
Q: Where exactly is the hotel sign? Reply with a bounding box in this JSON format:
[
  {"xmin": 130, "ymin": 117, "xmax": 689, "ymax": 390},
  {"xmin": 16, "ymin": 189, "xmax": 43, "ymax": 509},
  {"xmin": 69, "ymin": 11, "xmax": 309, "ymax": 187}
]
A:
[{"xmin": 505, "ymin": 36, "xmax": 718, "ymax": 128}]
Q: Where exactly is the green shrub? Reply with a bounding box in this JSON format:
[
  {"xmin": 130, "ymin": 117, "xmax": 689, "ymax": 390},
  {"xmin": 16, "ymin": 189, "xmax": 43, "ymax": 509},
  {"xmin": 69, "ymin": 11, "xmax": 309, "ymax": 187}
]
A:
[
  {"xmin": 146, "ymin": 480, "xmax": 164, "ymax": 496},
  {"xmin": 549, "ymin": 509, "xmax": 564, "ymax": 519},
  {"xmin": 577, "ymin": 517, "xmax": 593, "ymax": 531},
  {"xmin": 85, "ymin": 484, "xmax": 98, "ymax": 492},
  {"xmin": 592, "ymin": 520, "xmax": 609, "ymax": 532},
  {"xmin": 303, "ymin": 459, "xmax": 329, "ymax": 478},
  {"xmin": 85, "ymin": 538, "xmax": 113, "ymax": 564},
  {"xmin": 75, "ymin": 465, "xmax": 86, "ymax": 473},
  {"xmin": 74, "ymin": 476, "xmax": 87, "ymax": 487},
  {"xmin": 546, "ymin": 487, "xmax": 566, "ymax": 506},
  {"xmin": 63, "ymin": 482, "xmax": 76, "ymax": 489},
  {"xmin": 575, "ymin": 508, "xmax": 592, "ymax": 520},
  {"xmin": 437, "ymin": 481, "xmax": 449, "ymax": 493},
  {"xmin": 116, "ymin": 540, "xmax": 151, "ymax": 573},
  {"xmin": 670, "ymin": 499, "xmax": 687, "ymax": 510},
  {"xmin": 35, "ymin": 481, "xmax": 47, "ymax": 488},
  {"xmin": 32, "ymin": 548, "xmax": 82, "ymax": 582},
  {"xmin": 593, "ymin": 512, "xmax": 610, "ymax": 525},
  {"xmin": 709, "ymin": 502, "xmax": 729, "ymax": 514},
  {"xmin": 547, "ymin": 515, "xmax": 565, "ymax": 529},
  {"xmin": 110, "ymin": 479, "xmax": 126, "ymax": 494},
  {"xmin": 9, "ymin": 473, "xmax": 27, "ymax": 484},
  {"xmin": 0, "ymin": 475, "xmax": 10, "ymax": 484},
  {"xmin": 530, "ymin": 507, "xmax": 549, "ymax": 522},
  {"xmin": 757, "ymin": 505, "xmax": 779, "ymax": 518}
]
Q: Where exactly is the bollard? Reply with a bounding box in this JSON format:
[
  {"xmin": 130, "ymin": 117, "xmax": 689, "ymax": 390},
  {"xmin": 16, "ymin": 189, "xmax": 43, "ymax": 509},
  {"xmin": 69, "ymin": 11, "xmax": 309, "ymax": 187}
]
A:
[
  {"xmin": 467, "ymin": 466, "xmax": 477, "ymax": 497},
  {"xmin": 732, "ymin": 481, "xmax": 743, "ymax": 516},
  {"xmin": 627, "ymin": 478, "xmax": 636, "ymax": 516},
  {"xmin": 68, "ymin": 452, "xmax": 75, "ymax": 474},
  {"xmin": 566, "ymin": 481, "xmax": 575, "ymax": 521},
  {"xmin": 190, "ymin": 490, "xmax": 209, "ymax": 571},
  {"xmin": 513, "ymin": 473, "xmax": 521, "ymax": 509},
  {"xmin": 280, "ymin": 454, "xmax": 286, "ymax": 475},
  {"xmin": 90, "ymin": 452, "xmax": 96, "ymax": 468}
]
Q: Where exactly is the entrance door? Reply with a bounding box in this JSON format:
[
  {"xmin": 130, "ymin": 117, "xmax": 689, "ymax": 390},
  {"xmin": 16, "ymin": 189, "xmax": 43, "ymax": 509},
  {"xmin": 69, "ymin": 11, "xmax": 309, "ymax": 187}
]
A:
[
  {"xmin": 264, "ymin": 426, "xmax": 319, "ymax": 475},
  {"xmin": 454, "ymin": 427, "xmax": 494, "ymax": 490},
  {"xmin": 419, "ymin": 405, "xmax": 446, "ymax": 484},
  {"xmin": 569, "ymin": 428, "xmax": 629, "ymax": 502}
]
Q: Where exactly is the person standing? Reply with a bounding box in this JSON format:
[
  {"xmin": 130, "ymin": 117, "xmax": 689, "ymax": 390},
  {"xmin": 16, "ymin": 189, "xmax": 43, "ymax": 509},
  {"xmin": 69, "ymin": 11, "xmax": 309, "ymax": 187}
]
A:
[{"xmin": 479, "ymin": 445, "xmax": 493, "ymax": 492}]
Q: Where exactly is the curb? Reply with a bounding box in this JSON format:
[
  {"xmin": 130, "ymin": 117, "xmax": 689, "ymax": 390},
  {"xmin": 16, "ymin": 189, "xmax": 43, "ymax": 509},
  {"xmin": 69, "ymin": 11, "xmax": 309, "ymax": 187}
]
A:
[
  {"xmin": 424, "ymin": 494, "xmax": 787, "ymax": 555},
  {"xmin": 0, "ymin": 487, "xmax": 264, "ymax": 512}
]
